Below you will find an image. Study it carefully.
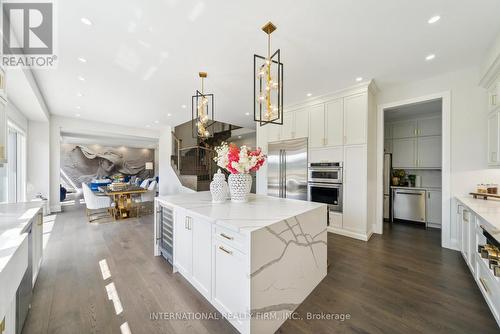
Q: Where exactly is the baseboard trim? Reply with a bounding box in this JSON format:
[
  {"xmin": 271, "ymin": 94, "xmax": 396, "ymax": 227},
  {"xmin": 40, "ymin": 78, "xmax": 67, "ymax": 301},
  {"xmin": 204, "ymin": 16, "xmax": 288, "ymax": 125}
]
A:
[{"xmin": 327, "ymin": 226, "xmax": 371, "ymax": 241}]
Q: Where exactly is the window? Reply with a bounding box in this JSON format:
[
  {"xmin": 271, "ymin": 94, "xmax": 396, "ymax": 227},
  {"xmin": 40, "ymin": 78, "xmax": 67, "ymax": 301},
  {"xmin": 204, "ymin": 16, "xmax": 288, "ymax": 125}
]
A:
[{"xmin": 0, "ymin": 122, "xmax": 27, "ymax": 203}]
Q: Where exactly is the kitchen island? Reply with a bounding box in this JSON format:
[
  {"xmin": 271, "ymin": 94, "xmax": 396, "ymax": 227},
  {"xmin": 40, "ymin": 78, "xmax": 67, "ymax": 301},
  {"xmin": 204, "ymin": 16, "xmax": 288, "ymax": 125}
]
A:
[
  {"xmin": 0, "ymin": 202, "xmax": 44, "ymax": 334},
  {"xmin": 154, "ymin": 192, "xmax": 327, "ymax": 334}
]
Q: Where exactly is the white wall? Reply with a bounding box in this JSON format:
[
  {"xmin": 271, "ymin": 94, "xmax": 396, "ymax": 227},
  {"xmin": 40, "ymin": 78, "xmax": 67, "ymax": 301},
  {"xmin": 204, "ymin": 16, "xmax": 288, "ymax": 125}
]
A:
[
  {"xmin": 27, "ymin": 121, "xmax": 50, "ymax": 201},
  {"xmin": 378, "ymin": 67, "xmax": 499, "ymax": 198}
]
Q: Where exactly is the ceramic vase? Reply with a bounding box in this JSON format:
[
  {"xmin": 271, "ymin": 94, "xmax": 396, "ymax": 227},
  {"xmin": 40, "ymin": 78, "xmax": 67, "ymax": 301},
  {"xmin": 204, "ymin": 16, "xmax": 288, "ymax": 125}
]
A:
[
  {"xmin": 228, "ymin": 173, "xmax": 252, "ymax": 203},
  {"xmin": 210, "ymin": 169, "xmax": 229, "ymax": 203}
]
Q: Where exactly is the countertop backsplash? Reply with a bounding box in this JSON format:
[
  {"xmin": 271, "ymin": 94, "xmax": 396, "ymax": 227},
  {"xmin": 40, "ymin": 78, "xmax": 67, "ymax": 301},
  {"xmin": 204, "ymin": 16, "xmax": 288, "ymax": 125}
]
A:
[{"xmin": 402, "ymin": 169, "xmax": 442, "ymax": 188}]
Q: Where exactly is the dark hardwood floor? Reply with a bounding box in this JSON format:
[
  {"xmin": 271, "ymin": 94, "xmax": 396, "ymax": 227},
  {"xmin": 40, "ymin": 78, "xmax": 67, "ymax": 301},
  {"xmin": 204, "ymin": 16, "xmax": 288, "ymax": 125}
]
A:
[{"xmin": 23, "ymin": 205, "xmax": 499, "ymax": 334}]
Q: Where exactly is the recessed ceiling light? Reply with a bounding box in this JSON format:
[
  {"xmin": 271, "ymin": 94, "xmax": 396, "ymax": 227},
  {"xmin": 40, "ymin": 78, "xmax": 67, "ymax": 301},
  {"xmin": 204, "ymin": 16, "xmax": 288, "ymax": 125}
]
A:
[
  {"xmin": 154, "ymin": 120, "xmax": 159, "ymax": 124},
  {"xmin": 356, "ymin": 77, "xmax": 363, "ymax": 82},
  {"xmin": 81, "ymin": 17, "xmax": 92, "ymax": 25},
  {"xmin": 77, "ymin": 92, "xmax": 83, "ymax": 97},
  {"xmin": 428, "ymin": 15, "xmax": 441, "ymax": 24},
  {"xmin": 75, "ymin": 106, "xmax": 81, "ymax": 110},
  {"xmin": 78, "ymin": 57, "xmax": 87, "ymax": 63},
  {"xmin": 75, "ymin": 113, "xmax": 81, "ymax": 117},
  {"xmin": 238, "ymin": 136, "xmax": 242, "ymax": 139},
  {"xmin": 145, "ymin": 125, "xmax": 151, "ymax": 128},
  {"xmin": 167, "ymin": 113, "xmax": 172, "ymax": 117},
  {"xmin": 306, "ymin": 93, "xmax": 312, "ymax": 97},
  {"xmin": 425, "ymin": 54, "xmax": 436, "ymax": 61},
  {"xmin": 181, "ymin": 105, "xmax": 187, "ymax": 109},
  {"xmin": 77, "ymin": 75, "xmax": 85, "ymax": 81},
  {"xmin": 245, "ymin": 112, "xmax": 250, "ymax": 116}
]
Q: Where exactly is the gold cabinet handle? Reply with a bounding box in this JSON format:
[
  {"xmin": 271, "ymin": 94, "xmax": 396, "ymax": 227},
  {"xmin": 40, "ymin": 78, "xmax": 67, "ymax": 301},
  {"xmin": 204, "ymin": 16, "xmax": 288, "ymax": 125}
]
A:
[
  {"xmin": 479, "ymin": 277, "xmax": 489, "ymax": 294},
  {"xmin": 219, "ymin": 246, "xmax": 232, "ymax": 255},
  {"xmin": 220, "ymin": 233, "xmax": 234, "ymax": 240}
]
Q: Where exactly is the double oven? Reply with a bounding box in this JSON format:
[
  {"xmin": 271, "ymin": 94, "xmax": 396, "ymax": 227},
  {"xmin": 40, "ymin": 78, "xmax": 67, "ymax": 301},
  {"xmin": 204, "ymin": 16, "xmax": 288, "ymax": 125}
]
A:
[{"xmin": 307, "ymin": 162, "xmax": 343, "ymax": 212}]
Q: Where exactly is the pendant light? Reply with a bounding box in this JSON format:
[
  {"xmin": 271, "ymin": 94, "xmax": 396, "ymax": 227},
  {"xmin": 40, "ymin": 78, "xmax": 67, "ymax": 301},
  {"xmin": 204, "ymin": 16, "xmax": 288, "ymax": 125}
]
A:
[
  {"xmin": 191, "ymin": 72, "xmax": 215, "ymax": 138},
  {"xmin": 254, "ymin": 21, "xmax": 284, "ymax": 126}
]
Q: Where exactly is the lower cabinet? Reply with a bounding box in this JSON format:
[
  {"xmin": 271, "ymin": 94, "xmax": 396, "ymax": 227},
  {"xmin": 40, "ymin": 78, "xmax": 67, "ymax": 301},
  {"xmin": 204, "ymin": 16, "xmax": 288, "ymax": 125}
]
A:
[
  {"xmin": 32, "ymin": 211, "xmax": 44, "ymax": 285},
  {"xmin": 460, "ymin": 208, "xmax": 470, "ymax": 265},
  {"xmin": 173, "ymin": 209, "xmax": 212, "ymax": 300},
  {"xmin": 342, "ymin": 145, "xmax": 367, "ymax": 237},
  {"xmin": 212, "ymin": 240, "xmax": 248, "ymax": 331},
  {"xmin": 426, "ymin": 190, "xmax": 441, "ymax": 227}
]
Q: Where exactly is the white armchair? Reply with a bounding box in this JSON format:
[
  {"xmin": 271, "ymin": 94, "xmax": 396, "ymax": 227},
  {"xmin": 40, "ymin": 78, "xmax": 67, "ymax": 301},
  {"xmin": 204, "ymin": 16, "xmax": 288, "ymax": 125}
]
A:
[
  {"xmin": 139, "ymin": 179, "xmax": 150, "ymax": 189},
  {"xmin": 82, "ymin": 183, "xmax": 115, "ymax": 222}
]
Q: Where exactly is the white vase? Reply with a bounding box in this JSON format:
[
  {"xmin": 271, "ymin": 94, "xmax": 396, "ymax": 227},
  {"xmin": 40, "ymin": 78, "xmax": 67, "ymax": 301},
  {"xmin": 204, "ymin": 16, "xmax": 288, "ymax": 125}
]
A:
[
  {"xmin": 228, "ymin": 173, "xmax": 252, "ymax": 203},
  {"xmin": 210, "ymin": 169, "xmax": 228, "ymax": 203}
]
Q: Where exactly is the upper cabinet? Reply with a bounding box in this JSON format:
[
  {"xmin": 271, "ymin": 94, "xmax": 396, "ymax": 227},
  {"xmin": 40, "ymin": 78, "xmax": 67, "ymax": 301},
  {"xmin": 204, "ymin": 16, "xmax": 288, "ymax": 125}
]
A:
[
  {"xmin": 325, "ymin": 99, "xmax": 343, "ymax": 147},
  {"xmin": 488, "ymin": 81, "xmax": 499, "ymax": 112},
  {"xmin": 488, "ymin": 110, "xmax": 499, "ymax": 165},
  {"xmin": 417, "ymin": 117, "xmax": 441, "ymax": 137},
  {"xmin": 0, "ymin": 97, "xmax": 7, "ymax": 164},
  {"xmin": 268, "ymin": 108, "xmax": 311, "ymax": 143},
  {"xmin": 392, "ymin": 120, "xmax": 417, "ymax": 139},
  {"xmin": 294, "ymin": 108, "xmax": 309, "ymax": 139},
  {"xmin": 281, "ymin": 112, "xmax": 294, "ymax": 140},
  {"xmin": 308, "ymin": 104, "xmax": 326, "ymax": 148},
  {"xmin": 344, "ymin": 93, "xmax": 367, "ymax": 145}
]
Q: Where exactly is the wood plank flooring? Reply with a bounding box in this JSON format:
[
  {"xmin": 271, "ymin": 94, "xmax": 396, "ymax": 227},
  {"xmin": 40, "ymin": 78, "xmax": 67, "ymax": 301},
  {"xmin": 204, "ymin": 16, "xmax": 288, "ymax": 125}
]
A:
[{"xmin": 23, "ymin": 204, "xmax": 499, "ymax": 334}]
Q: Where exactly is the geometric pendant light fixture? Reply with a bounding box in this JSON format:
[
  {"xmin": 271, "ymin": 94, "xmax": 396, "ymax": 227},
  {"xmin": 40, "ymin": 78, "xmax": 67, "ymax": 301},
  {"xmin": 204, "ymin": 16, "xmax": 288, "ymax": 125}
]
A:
[
  {"xmin": 254, "ymin": 21, "xmax": 284, "ymax": 126},
  {"xmin": 192, "ymin": 72, "xmax": 215, "ymax": 138}
]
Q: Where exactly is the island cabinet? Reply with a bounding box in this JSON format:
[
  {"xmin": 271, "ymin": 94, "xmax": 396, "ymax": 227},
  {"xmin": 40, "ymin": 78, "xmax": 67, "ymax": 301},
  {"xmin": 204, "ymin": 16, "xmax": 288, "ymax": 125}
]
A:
[{"xmin": 155, "ymin": 193, "xmax": 327, "ymax": 334}]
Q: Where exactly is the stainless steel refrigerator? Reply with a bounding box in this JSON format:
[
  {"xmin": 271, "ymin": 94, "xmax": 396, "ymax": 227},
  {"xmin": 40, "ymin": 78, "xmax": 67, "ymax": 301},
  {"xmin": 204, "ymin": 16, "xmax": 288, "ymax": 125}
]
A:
[
  {"xmin": 267, "ymin": 138, "xmax": 308, "ymax": 201},
  {"xmin": 383, "ymin": 153, "xmax": 392, "ymax": 221}
]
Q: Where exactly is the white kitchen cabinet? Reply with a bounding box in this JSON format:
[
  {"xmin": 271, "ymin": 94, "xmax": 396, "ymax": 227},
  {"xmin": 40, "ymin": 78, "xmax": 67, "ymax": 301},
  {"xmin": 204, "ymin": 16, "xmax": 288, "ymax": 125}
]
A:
[
  {"xmin": 417, "ymin": 136, "xmax": 441, "ymax": 168},
  {"xmin": 488, "ymin": 81, "xmax": 499, "ymax": 112},
  {"xmin": 174, "ymin": 209, "xmax": 193, "ymax": 277},
  {"xmin": 488, "ymin": 111, "xmax": 499, "ymax": 165},
  {"xmin": 344, "ymin": 93, "xmax": 367, "ymax": 145},
  {"xmin": 342, "ymin": 145, "xmax": 367, "ymax": 235},
  {"xmin": 392, "ymin": 138, "xmax": 416, "ymax": 168},
  {"xmin": 212, "ymin": 240, "xmax": 248, "ymax": 331},
  {"xmin": 294, "ymin": 108, "xmax": 309, "ymax": 139},
  {"xmin": 32, "ymin": 211, "xmax": 43, "ymax": 285},
  {"xmin": 384, "ymin": 123, "xmax": 392, "ymax": 139},
  {"xmin": 267, "ymin": 123, "xmax": 281, "ymax": 142},
  {"xmin": 417, "ymin": 117, "xmax": 441, "ymax": 137},
  {"xmin": 426, "ymin": 190, "xmax": 441, "ymax": 227},
  {"xmin": 325, "ymin": 99, "xmax": 343, "ymax": 147},
  {"xmin": 281, "ymin": 112, "xmax": 294, "ymax": 140},
  {"xmin": 191, "ymin": 216, "xmax": 212, "ymax": 300},
  {"xmin": 461, "ymin": 208, "xmax": 470, "ymax": 266},
  {"xmin": 308, "ymin": 104, "xmax": 326, "ymax": 148},
  {"xmin": 384, "ymin": 139, "xmax": 392, "ymax": 153},
  {"xmin": 392, "ymin": 120, "xmax": 417, "ymax": 139}
]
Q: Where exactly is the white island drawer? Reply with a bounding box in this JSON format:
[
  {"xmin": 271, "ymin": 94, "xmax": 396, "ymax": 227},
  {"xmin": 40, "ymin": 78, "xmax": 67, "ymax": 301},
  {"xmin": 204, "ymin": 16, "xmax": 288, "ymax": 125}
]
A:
[{"xmin": 214, "ymin": 225, "xmax": 248, "ymax": 254}]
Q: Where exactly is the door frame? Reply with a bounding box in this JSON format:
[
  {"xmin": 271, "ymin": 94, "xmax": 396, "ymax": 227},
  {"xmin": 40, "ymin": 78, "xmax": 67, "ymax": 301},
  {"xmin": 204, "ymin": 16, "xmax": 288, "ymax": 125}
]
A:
[{"xmin": 375, "ymin": 91, "xmax": 452, "ymax": 249}]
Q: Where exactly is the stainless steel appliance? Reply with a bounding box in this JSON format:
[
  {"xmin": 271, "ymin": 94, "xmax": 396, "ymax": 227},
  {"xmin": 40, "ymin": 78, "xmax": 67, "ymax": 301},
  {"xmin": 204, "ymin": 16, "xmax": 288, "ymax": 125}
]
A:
[
  {"xmin": 392, "ymin": 188, "xmax": 426, "ymax": 225},
  {"xmin": 267, "ymin": 138, "xmax": 308, "ymax": 201},
  {"xmin": 383, "ymin": 153, "xmax": 392, "ymax": 221},
  {"xmin": 16, "ymin": 224, "xmax": 32, "ymax": 334},
  {"xmin": 157, "ymin": 204, "xmax": 173, "ymax": 264},
  {"xmin": 307, "ymin": 162, "xmax": 343, "ymax": 212}
]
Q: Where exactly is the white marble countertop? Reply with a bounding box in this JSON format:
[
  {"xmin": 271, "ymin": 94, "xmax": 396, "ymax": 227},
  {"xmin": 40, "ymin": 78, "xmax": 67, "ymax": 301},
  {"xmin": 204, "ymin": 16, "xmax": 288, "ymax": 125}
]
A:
[
  {"xmin": 0, "ymin": 202, "xmax": 43, "ymax": 273},
  {"xmin": 391, "ymin": 186, "xmax": 442, "ymax": 191},
  {"xmin": 156, "ymin": 192, "xmax": 326, "ymax": 233},
  {"xmin": 456, "ymin": 196, "xmax": 500, "ymax": 242}
]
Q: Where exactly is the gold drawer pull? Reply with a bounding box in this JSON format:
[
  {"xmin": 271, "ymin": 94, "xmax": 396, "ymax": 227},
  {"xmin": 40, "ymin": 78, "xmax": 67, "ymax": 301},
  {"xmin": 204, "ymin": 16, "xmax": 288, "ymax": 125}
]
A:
[
  {"xmin": 219, "ymin": 246, "xmax": 232, "ymax": 255},
  {"xmin": 220, "ymin": 233, "xmax": 234, "ymax": 240},
  {"xmin": 479, "ymin": 278, "xmax": 489, "ymax": 294}
]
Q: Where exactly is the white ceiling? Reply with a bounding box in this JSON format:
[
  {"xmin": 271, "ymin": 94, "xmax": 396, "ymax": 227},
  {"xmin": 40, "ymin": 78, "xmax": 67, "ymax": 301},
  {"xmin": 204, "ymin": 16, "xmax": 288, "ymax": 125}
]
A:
[{"xmin": 32, "ymin": 0, "xmax": 500, "ymax": 129}]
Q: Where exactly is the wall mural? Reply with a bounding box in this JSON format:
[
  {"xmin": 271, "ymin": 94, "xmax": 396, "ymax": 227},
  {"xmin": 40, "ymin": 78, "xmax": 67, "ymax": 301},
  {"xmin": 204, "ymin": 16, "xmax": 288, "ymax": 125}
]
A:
[{"xmin": 61, "ymin": 144, "xmax": 155, "ymax": 187}]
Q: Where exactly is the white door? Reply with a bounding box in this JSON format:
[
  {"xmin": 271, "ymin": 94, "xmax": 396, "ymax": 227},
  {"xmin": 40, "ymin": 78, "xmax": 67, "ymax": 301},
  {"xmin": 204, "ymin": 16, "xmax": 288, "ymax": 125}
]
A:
[
  {"xmin": 392, "ymin": 138, "xmax": 416, "ymax": 168},
  {"xmin": 174, "ymin": 210, "xmax": 192, "ymax": 277},
  {"xmin": 417, "ymin": 117, "xmax": 441, "ymax": 137},
  {"xmin": 191, "ymin": 217, "xmax": 212, "ymax": 299},
  {"xmin": 325, "ymin": 99, "xmax": 343, "ymax": 146},
  {"xmin": 267, "ymin": 123, "xmax": 281, "ymax": 143},
  {"xmin": 426, "ymin": 190, "xmax": 441, "ymax": 227},
  {"xmin": 417, "ymin": 136, "xmax": 441, "ymax": 168},
  {"xmin": 212, "ymin": 242, "xmax": 248, "ymax": 329},
  {"xmin": 308, "ymin": 104, "xmax": 325, "ymax": 148},
  {"xmin": 488, "ymin": 111, "xmax": 499, "ymax": 164},
  {"xmin": 281, "ymin": 112, "xmax": 294, "ymax": 140},
  {"xmin": 392, "ymin": 120, "xmax": 417, "ymax": 139},
  {"xmin": 343, "ymin": 145, "xmax": 367, "ymax": 234},
  {"xmin": 344, "ymin": 93, "xmax": 367, "ymax": 145},
  {"xmin": 294, "ymin": 108, "xmax": 309, "ymax": 139}
]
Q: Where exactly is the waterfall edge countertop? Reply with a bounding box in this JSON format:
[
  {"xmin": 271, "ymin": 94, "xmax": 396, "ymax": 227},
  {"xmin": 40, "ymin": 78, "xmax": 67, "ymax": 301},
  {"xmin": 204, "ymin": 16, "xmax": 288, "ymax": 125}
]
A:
[
  {"xmin": 0, "ymin": 202, "xmax": 43, "ymax": 273},
  {"xmin": 457, "ymin": 196, "xmax": 500, "ymax": 242},
  {"xmin": 155, "ymin": 191, "xmax": 326, "ymax": 233}
]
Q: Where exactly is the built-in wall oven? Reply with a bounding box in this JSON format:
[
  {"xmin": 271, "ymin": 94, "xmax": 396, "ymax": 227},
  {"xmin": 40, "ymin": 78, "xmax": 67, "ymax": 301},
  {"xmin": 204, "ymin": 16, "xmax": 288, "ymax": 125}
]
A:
[{"xmin": 307, "ymin": 162, "xmax": 343, "ymax": 212}]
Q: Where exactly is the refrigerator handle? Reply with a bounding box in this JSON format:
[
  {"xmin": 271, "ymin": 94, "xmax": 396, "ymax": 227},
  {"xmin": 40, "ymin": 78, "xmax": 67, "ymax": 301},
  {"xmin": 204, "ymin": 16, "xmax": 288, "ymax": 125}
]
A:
[
  {"xmin": 283, "ymin": 150, "xmax": 287, "ymax": 198},
  {"xmin": 279, "ymin": 149, "xmax": 283, "ymax": 198}
]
